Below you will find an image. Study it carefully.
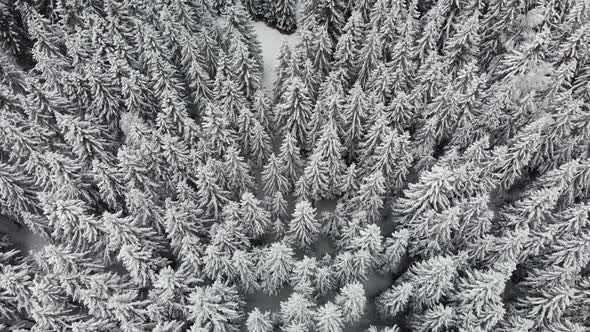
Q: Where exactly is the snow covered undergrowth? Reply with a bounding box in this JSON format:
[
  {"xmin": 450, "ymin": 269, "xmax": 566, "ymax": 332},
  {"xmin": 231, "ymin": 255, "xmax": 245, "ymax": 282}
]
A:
[
  {"xmin": 0, "ymin": 215, "xmax": 47, "ymax": 253},
  {"xmin": 253, "ymin": 22, "xmax": 299, "ymax": 90}
]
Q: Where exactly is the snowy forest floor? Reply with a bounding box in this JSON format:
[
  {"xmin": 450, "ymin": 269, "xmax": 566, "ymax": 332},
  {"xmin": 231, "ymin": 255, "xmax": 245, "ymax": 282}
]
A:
[
  {"xmin": 0, "ymin": 215, "xmax": 46, "ymax": 253},
  {"xmin": 253, "ymin": 22, "xmax": 299, "ymax": 89}
]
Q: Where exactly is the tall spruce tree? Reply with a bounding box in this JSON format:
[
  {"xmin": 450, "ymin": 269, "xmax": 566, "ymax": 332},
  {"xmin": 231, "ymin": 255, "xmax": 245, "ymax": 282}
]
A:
[
  {"xmin": 258, "ymin": 241, "xmax": 296, "ymax": 295},
  {"xmin": 275, "ymin": 76, "xmax": 314, "ymax": 151},
  {"xmin": 308, "ymin": 117, "xmax": 347, "ymax": 199},
  {"xmin": 272, "ymin": 0, "xmax": 297, "ymax": 33},
  {"xmin": 287, "ymin": 200, "xmax": 321, "ymax": 249},
  {"xmin": 279, "ymin": 132, "xmax": 305, "ymax": 184}
]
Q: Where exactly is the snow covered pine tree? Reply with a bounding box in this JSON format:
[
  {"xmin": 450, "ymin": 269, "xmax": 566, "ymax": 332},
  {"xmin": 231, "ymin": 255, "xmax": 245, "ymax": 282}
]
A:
[{"xmin": 0, "ymin": 0, "xmax": 590, "ymax": 331}]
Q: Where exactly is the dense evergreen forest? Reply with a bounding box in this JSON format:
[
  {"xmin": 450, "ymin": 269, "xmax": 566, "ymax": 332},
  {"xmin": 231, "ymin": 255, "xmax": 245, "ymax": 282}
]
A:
[{"xmin": 1, "ymin": 0, "xmax": 590, "ymax": 331}]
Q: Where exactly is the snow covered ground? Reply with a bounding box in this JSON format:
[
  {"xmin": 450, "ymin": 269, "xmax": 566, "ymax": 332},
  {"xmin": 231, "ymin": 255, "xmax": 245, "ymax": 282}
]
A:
[
  {"xmin": 253, "ymin": 22, "xmax": 299, "ymax": 90},
  {"xmin": 0, "ymin": 215, "xmax": 47, "ymax": 253}
]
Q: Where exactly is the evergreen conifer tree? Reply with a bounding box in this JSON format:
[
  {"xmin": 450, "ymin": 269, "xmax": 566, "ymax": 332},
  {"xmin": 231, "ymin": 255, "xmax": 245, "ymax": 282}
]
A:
[
  {"xmin": 249, "ymin": 120, "xmax": 273, "ymax": 168},
  {"xmin": 192, "ymin": 32, "xmax": 218, "ymax": 79},
  {"xmin": 231, "ymin": 250, "xmax": 259, "ymax": 294},
  {"xmin": 275, "ymin": 77, "xmax": 314, "ymax": 150},
  {"xmin": 179, "ymin": 31, "xmax": 214, "ymax": 99},
  {"xmin": 415, "ymin": 0, "xmax": 449, "ymax": 61},
  {"xmin": 392, "ymin": 165, "xmax": 458, "ymax": 223},
  {"xmin": 357, "ymin": 103, "xmax": 392, "ymax": 166},
  {"xmin": 287, "ymin": 201, "xmax": 320, "ymax": 249},
  {"xmin": 222, "ymin": 145, "xmax": 255, "ymax": 198},
  {"xmin": 201, "ymin": 103, "xmax": 237, "ymax": 158},
  {"xmin": 261, "ymin": 154, "xmax": 291, "ymax": 196},
  {"xmin": 252, "ymin": 89, "xmax": 274, "ymax": 134},
  {"xmin": 339, "ymin": 163, "xmax": 360, "ymax": 201},
  {"xmin": 279, "ymin": 132, "xmax": 304, "ymax": 184},
  {"xmin": 335, "ymin": 282, "xmax": 366, "ymax": 324},
  {"xmin": 187, "ymin": 281, "xmax": 245, "ymax": 332},
  {"xmin": 239, "ymin": 192, "xmax": 272, "ymax": 239},
  {"xmin": 443, "ymin": 11, "xmax": 481, "ymax": 71},
  {"xmin": 299, "ymin": 0, "xmax": 321, "ymax": 28},
  {"xmin": 218, "ymin": 77, "xmax": 248, "ymax": 128},
  {"xmin": 451, "ymin": 263, "xmax": 512, "ymax": 330},
  {"xmin": 308, "ymin": 118, "xmax": 347, "ymax": 199},
  {"xmin": 342, "ymin": 83, "xmax": 369, "ymax": 159},
  {"xmin": 332, "ymin": 33, "xmax": 357, "ymax": 87},
  {"xmin": 355, "ymin": 27, "xmax": 383, "ymax": 88},
  {"xmin": 265, "ymin": 191, "xmax": 289, "ymax": 222},
  {"xmin": 230, "ymin": 35, "xmax": 262, "ymax": 100},
  {"xmin": 312, "ymin": 25, "xmax": 334, "ymax": 77},
  {"xmin": 349, "ymin": 223, "xmax": 383, "ymax": 258},
  {"xmin": 406, "ymin": 255, "xmax": 460, "ymax": 309},
  {"xmin": 386, "ymin": 91, "xmax": 417, "ymax": 131},
  {"xmin": 294, "ymin": 26, "xmax": 317, "ymax": 69},
  {"xmin": 344, "ymin": 9, "xmax": 368, "ymax": 50},
  {"xmin": 290, "ymin": 255, "xmax": 319, "ymax": 290},
  {"xmin": 297, "ymin": 153, "xmax": 330, "ymax": 201},
  {"xmin": 258, "ymin": 242, "xmax": 295, "ymax": 295},
  {"xmin": 273, "ymin": 40, "xmax": 293, "ymax": 104},
  {"xmin": 195, "ymin": 163, "xmax": 231, "ymax": 220},
  {"xmin": 333, "ymin": 250, "xmax": 369, "ymax": 285},
  {"xmin": 315, "ymin": 302, "xmax": 344, "ymax": 332},
  {"xmin": 350, "ymin": 171, "xmax": 386, "ymax": 223},
  {"xmin": 272, "ymin": 0, "xmax": 297, "ymax": 33},
  {"xmin": 337, "ymin": 213, "xmax": 364, "ymax": 250},
  {"xmin": 247, "ymin": 308, "xmax": 274, "ymax": 332},
  {"xmin": 237, "ymin": 107, "xmax": 257, "ymax": 157},
  {"xmin": 316, "ymin": 0, "xmax": 347, "ymax": 40},
  {"xmin": 381, "ymin": 229, "xmax": 410, "ymax": 273},
  {"xmin": 316, "ymin": 263, "xmax": 337, "ymax": 296},
  {"xmin": 298, "ymin": 59, "xmax": 322, "ymax": 102},
  {"xmin": 215, "ymin": 207, "xmax": 252, "ymax": 253},
  {"xmin": 203, "ymin": 243, "xmax": 235, "ymax": 280},
  {"xmin": 365, "ymin": 129, "xmax": 413, "ymax": 190},
  {"xmin": 366, "ymin": 61, "xmax": 394, "ymax": 103},
  {"xmin": 280, "ymin": 292, "xmax": 316, "ymax": 328},
  {"xmin": 244, "ymin": 0, "xmax": 265, "ymax": 19},
  {"xmin": 377, "ymin": 282, "xmax": 414, "ymax": 319},
  {"xmin": 224, "ymin": 4, "xmax": 264, "ymax": 69},
  {"xmin": 212, "ymin": 0, "xmax": 237, "ymax": 14},
  {"xmin": 409, "ymin": 304, "xmax": 455, "ymax": 332},
  {"xmin": 0, "ymin": 3, "xmax": 30, "ymax": 58}
]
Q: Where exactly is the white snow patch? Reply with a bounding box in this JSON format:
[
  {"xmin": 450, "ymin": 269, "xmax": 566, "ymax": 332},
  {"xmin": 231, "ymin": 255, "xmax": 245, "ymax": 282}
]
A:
[
  {"xmin": 0, "ymin": 215, "xmax": 48, "ymax": 253},
  {"xmin": 253, "ymin": 22, "xmax": 299, "ymax": 90}
]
